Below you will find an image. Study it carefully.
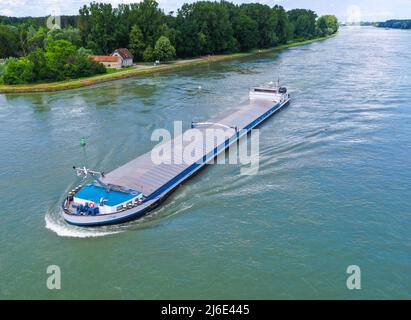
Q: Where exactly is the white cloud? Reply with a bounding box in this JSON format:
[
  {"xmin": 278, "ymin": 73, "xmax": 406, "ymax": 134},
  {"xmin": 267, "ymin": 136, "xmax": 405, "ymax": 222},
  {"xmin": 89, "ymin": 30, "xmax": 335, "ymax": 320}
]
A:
[
  {"xmin": 0, "ymin": 8, "xmax": 14, "ymax": 15},
  {"xmin": 364, "ymin": 10, "xmax": 394, "ymax": 19},
  {"xmin": 0, "ymin": 0, "xmax": 26, "ymax": 6}
]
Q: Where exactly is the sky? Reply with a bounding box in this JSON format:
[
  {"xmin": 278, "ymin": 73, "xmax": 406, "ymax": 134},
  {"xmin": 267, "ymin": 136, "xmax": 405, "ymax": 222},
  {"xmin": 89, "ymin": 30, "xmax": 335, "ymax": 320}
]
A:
[{"xmin": 1, "ymin": 0, "xmax": 411, "ymax": 21}]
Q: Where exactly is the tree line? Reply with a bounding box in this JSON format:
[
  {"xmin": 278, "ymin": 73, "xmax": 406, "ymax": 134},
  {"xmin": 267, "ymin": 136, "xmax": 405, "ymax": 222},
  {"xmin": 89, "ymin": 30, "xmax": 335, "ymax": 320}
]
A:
[
  {"xmin": 0, "ymin": 0, "xmax": 338, "ymax": 85},
  {"xmin": 377, "ymin": 20, "xmax": 411, "ymax": 29}
]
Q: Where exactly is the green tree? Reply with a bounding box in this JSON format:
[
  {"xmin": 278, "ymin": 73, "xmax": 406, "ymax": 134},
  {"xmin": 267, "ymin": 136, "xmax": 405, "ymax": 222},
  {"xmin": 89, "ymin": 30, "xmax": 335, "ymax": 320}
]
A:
[
  {"xmin": 27, "ymin": 44, "xmax": 105, "ymax": 81},
  {"xmin": 232, "ymin": 13, "xmax": 259, "ymax": 51},
  {"xmin": 273, "ymin": 5, "xmax": 289, "ymax": 44},
  {"xmin": 48, "ymin": 27, "xmax": 82, "ymax": 47},
  {"xmin": 128, "ymin": 0, "xmax": 165, "ymax": 47},
  {"xmin": 44, "ymin": 40, "xmax": 77, "ymax": 80},
  {"xmin": 0, "ymin": 63, "xmax": 5, "ymax": 78},
  {"xmin": 197, "ymin": 32, "xmax": 207, "ymax": 53},
  {"xmin": 78, "ymin": 2, "xmax": 120, "ymax": 54},
  {"xmin": 378, "ymin": 19, "xmax": 411, "ymax": 29},
  {"xmin": 158, "ymin": 23, "xmax": 177, "ymax": 47},
  {"xmin": 143, "ymin": 45, "xmax": 154, "ymax": 62},
  {"xmin": 26, "ymin": 26, "xmax": 48, "ymax": 53},
  {"xmin": 176, "ymin": 1, "xmax": 236, "ymax": 57},
  {"xmin": 67, "ymin": 48, "xmax": 106, "ymax": 78},
  {"xmin": 76, "ymin": 47, "xmax": 93, "ymax": 56},
  {"xmin": 287, "ymin": 9, "xmax": 318, "ymax": 39},
  {"xmin": 240, "ymin": 3, "xmax": 278, "ymax": 48},
  {"xmin": 3, "ymin": 57, "xmax": 34, "ymax": 84},
  {"xmin": 27, "ymin": 49, "xmax": 49, "ymax": 81},
  {"xmin": 317, "ymin": 15, "xmax": 339, "ymax": 36},
  {"xmin": 128, "ymin": 24, "xmax": 145, "ymax": 61},
  {"xmin": 153, "ymin": 36, "xmax": 176, "ymax": 62},
  {"xmin": 0, "ymin": 25, "xmax": 19, "ymax": 58},
  {"xmin": 17, "ymin": 23, "xmax": 32, "ymax": 56}
]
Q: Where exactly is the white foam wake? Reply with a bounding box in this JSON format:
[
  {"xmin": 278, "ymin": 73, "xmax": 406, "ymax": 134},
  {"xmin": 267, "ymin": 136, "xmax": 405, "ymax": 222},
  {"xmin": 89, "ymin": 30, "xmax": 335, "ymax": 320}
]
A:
[{"xmin": 45, "ymin": 211, "xmax": 122, "ymax": 238}]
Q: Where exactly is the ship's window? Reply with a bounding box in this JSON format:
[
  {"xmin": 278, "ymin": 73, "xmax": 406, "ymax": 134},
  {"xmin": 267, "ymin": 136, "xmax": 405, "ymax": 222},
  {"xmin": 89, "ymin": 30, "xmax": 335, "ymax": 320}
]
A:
[
  {"xmin": 254, "ymin": 88, "xmax": 277, "ymax": 93},
  {"xmin": 116, "ymin": 205, "xmax": 123, "ymax": 211}
]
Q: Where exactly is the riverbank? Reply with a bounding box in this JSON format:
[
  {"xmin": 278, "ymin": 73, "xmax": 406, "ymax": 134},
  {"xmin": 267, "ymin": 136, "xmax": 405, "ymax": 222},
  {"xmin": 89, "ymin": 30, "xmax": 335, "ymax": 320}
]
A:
[{"xmin": 0, "ymin": 34, "xmax": 337, "ymax": 94}]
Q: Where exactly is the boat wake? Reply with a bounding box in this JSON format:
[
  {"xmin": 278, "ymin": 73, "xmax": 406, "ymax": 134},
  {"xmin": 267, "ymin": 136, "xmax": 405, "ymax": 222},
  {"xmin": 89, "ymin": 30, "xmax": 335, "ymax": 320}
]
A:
[
  {"xmin": 124, "ymin": 191, "xmax": 195, "ymax": 228},
  {"xmin": 145, "ymin": 202, "xmax": 194, "ymax": 222},
  {"xmin": 44, "ymin": 192, "xmax": 194, "ymax": 236},
  {"xmin": 45, "ymin": 210, "xmax": 122, "ymax": 238}
]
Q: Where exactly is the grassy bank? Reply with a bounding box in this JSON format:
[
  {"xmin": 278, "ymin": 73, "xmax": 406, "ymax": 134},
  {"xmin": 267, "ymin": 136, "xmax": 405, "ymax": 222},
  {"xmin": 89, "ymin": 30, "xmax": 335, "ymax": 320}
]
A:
[{"xmin": 0, "ymin": 34, "xmax": 336, "ymax": 94}]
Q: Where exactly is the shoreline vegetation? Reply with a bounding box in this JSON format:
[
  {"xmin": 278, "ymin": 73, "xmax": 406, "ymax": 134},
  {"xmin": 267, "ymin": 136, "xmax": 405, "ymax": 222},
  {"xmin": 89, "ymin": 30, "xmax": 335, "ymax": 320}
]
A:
[
  {"xmin": 0, "ymin": 35, "xmax": 337, "ymax": 94},
  {"xmin": 376, "ymin": 19, "xmax": 411, "ymax": 29},
  {"xmin": 0, "ymin": 0, "xmax": 339, "ymax": 93},
  {"xmin": 359, "ymin": 20, "xmax": 411, "ymax": 29}
]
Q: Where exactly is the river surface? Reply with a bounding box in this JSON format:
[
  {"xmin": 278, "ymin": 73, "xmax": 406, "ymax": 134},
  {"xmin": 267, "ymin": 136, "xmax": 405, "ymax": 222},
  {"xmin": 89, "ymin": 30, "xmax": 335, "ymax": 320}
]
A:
[{"xmin": 0, "ymin": 27, "xmax": 410, "ymax": 299}]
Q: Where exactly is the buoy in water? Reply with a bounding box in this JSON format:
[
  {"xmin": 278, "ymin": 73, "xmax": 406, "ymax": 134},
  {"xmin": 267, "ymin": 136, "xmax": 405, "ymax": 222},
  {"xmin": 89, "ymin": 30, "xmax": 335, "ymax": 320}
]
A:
[{"xmin": 80, "ymin": 137, "xmax": 86, "ymax": 146}]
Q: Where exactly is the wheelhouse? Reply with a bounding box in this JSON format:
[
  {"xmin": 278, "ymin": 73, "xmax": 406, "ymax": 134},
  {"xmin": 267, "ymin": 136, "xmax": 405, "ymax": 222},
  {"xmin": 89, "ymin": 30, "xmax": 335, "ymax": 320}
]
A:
[
  {"xmin": 249, "ymin": 83, "xmax": 289, "ymax": 102},
  {"xmin": 70, "ymin": 183, "xmax": 143, "ymax": 215}
]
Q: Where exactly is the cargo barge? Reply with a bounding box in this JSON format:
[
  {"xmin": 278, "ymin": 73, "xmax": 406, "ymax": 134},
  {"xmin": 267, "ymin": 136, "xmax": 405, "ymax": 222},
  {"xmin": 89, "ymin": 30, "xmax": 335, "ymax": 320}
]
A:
[{"xmin": 62, "ymin": 83, "xmax": 290, "ymax": 226}]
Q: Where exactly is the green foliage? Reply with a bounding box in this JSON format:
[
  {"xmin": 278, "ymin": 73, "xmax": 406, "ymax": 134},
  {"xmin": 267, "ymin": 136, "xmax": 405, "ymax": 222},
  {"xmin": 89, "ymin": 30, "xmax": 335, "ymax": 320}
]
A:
[
  {"xmin": 129, "ymin": 0, "xmax": 164, "ymax": 47},
  {"xmin": 176, "ymin": 1, "xmax": 237, "ymax": 57},
  {"xmin": 44, "ymin": 40, "xmax": 77, "ymax": 80},
  {"xmin": 69, "ymin": 49, "xmax": 106, "ymax": 78},
  {"xmin": 128, "ymin": 25, "xmax": 145, "ymax": 61},
  {"xmin": 287, "ymin": 9, "xmax": 318, "ymax": 39},
  {"xmin": 26, "ymin": 26, "xmax": 48, "ymax": 53},
  {"xmin": 239, "ymin": 3, "xmax": 278, "ymax": 48},
  {"xmin": 2, "ymin": 57, "xmax": 34, "ymax": 84},
  {"xmin": 27, "ymin": 49, "xmax": 49, "ymax": 80},
  {"xmin": 158, "ymin": 23, "xmax": 177, "ymax": 47},
  {"xmin": 143, "ymin": 45, "xmax": 154, "ymax": 62},
  {"xmin": 77, "ymin": 47, "xmax": 93, "ymax": 56},
  {"xmin": 44, "ymin": 40, "xmax": 105, "ymax": 80},
  {"xmin": 153, "ymin": 36, "xmax": 176, "ymax": 62},
  {"xmin": 0, "ymin": 61, "xmax": 6, "ymax": 84},
  {"xmin": 79, "ymin": 2, "xmax": 122, "ymax": 54},
  {"xmin": 378, "ymin": 20, "xmax": 411, "ymax": 29},
  {"xmin": 0, "ymin": 15, "xmax": 77, "ymax": 29},
  {"xmin": 231, "ymin": 13, "xmax": 259, "ymax": 51},
  {"xmin": 78, "ymin": 0, "xmax": 165, "ymax": 54},
  {"xmin": 48, "ymin": 27, "xmax": 82, "ymax": 47},
  {"xmin": 2, "ymin": 39, "xmax": 105, "ymax": 84},
  {"xmin": 317, "ymin": 15, "xmax": 339, "ymax": 36},
  {"xmin": 0, "ymin": 25, "xmax": 19, "ymax": 58},
  {"xmin": 273, "ymin": 5, "xmax": 290, "ymax": 44}
]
